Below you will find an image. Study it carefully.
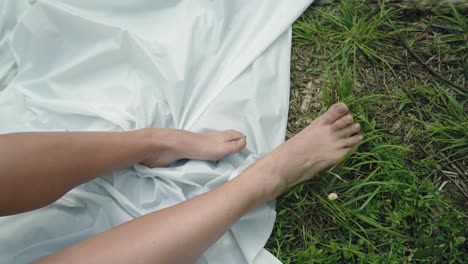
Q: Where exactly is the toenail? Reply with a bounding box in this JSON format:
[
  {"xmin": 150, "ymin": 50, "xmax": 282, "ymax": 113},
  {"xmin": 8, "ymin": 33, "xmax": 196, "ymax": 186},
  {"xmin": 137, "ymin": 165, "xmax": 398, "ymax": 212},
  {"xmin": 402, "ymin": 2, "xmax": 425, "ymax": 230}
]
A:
[
  {"xmin": 355, "ymin": 124, "xmax": 360, "ymax": 129},
  {"xmin": 337, "ymin": 104, "xmax": 346, "ymax": 114}
]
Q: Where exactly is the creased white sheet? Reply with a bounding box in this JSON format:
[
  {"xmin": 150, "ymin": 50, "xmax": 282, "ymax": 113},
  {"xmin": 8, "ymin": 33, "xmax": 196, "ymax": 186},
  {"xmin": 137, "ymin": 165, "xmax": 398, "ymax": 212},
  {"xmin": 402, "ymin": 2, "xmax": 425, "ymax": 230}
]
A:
[{"xmin": 0, "ymin": 0, "xmax": 313, "ymax": 263}]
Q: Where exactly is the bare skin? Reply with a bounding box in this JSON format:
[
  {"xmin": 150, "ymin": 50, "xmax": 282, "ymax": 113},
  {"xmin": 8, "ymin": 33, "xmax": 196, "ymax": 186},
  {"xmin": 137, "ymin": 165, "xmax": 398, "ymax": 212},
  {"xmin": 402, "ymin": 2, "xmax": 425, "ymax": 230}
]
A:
[
  {"xmin": 0, "ymin": 102, "xmax": 362, "ymax": 264},
  {"xmin": 0, "ymin": 129, "xmax": 246, "ymax": 215},
  {"xmin": 261, "ymin": 102, "xmax": 362, "ymax": 199},
  {"xmin": 142, "ymin": 129, "xmax": 247, "ymax": 167}
]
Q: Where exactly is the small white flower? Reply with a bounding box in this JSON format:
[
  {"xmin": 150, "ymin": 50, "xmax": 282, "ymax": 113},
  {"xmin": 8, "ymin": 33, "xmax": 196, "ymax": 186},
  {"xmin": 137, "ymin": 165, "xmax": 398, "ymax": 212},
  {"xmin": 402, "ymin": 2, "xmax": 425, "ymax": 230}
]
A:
[
  {"xmin": 407, "ymin": 252, "xmax": 414, "ymax": 262},
  {"xmin": 328, "ymin": 192, "xmax": 338, "ymax": 200}
]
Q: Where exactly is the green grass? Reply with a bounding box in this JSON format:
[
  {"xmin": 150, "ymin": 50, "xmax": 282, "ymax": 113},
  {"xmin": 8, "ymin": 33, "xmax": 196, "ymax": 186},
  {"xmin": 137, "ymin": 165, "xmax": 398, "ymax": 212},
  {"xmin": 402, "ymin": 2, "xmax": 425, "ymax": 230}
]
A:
[{"xmin": 267, "ymin": 1, "xmax": 467, "ymax": 263}]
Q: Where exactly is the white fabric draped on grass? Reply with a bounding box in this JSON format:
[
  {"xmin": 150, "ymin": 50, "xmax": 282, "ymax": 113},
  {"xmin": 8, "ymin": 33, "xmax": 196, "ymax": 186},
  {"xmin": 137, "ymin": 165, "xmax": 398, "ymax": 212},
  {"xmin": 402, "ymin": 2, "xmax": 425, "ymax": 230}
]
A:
[{"xmin": 0, "ymin": 0, "xmax": 313, "ymax": 263}]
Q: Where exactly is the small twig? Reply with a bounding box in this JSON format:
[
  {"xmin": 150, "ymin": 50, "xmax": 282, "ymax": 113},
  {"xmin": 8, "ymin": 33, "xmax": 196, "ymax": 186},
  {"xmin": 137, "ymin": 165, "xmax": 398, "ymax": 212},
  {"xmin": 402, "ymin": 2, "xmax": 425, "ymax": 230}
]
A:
[
  {"xmin": 441, "ymin": 170, "xmax": 468, "ymax": 198},
  {"xmin": 438, "ymin": 180, "xmax": 449, "ymax": 191},
  {"xmin": 444, "ymin": 156, "xmax": 468, "ymax": 181},
  {"xmin": 389, "ymin": 20, "xmax": 468, "ymax": 93},
  {"xmin": 417, "ymin": 142, "xmax": 468, "ymax": 197}
]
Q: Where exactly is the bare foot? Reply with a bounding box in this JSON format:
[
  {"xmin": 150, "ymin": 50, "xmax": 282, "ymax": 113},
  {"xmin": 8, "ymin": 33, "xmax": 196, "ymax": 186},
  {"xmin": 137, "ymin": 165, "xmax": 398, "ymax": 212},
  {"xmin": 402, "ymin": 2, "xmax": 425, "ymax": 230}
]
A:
[
  {"xmin": 253, "ymin": 102, "xmax": 362, "ymax": 200},
  {"xmin": 142, "ymin": 129, "xmax": 247, "ymax": 167}
]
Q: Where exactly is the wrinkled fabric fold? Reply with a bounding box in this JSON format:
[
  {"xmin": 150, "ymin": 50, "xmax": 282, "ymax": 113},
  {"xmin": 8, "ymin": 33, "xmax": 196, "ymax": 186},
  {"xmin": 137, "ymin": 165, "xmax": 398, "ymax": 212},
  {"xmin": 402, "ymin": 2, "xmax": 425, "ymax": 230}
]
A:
[{"xmin": 0, "ymin": 0, "xmax": 313, "ymax": 263}]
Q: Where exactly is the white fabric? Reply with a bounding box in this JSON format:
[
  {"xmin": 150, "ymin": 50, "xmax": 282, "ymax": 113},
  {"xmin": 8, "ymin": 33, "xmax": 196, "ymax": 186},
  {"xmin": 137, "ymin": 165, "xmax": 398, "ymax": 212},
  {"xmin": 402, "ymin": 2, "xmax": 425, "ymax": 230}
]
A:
[{"xmin": 0, "ymin": 0, "xmax": 313, "ymax": 263}]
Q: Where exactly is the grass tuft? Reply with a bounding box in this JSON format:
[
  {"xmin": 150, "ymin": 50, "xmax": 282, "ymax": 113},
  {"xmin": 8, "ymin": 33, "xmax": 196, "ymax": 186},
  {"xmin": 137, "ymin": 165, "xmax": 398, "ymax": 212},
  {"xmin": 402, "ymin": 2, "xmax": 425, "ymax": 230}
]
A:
[{"xmin": 268, "ymin": 0, "xmax": 468, "ymax": 262}]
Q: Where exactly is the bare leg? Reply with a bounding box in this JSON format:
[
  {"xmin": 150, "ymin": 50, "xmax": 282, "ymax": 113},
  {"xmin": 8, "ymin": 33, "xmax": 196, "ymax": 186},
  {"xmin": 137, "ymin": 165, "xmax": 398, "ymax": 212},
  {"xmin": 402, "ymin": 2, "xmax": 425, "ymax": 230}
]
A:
[
  {"xmin": 35, "ymin": 102, "xmax": 362, "ymax": 264},
  {"xmin": 0, "ymin": 129, "xmax": 246, "ymax": 216}
]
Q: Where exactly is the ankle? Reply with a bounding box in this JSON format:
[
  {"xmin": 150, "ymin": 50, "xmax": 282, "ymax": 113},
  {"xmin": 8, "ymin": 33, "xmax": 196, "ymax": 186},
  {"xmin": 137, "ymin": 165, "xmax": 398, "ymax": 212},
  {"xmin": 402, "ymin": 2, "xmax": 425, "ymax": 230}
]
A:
[
  {"xmin": 141, "ymin": 128, "xmax": 174, "ymax": 157},
  {"xmin": 238, "ymin": 156, "xmax": 288, "ymax": 203}
]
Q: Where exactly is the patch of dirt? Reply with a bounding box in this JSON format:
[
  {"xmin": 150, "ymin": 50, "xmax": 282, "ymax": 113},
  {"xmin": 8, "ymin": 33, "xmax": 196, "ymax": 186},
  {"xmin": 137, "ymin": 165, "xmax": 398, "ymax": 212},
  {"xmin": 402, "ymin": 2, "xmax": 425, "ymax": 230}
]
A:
[
  {"xmin": 287, "ymin": 4, "xmax": 467, "ymax": 210},
  {"xmin": 287, "ymin": 46, "xmax": 327, "ymax": 139}
]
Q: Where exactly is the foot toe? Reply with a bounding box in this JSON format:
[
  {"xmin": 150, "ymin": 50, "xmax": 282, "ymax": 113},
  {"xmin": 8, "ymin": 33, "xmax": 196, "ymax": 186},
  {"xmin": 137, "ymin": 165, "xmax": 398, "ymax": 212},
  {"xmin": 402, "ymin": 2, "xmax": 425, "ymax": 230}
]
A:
[
  {"xmin": 321, "ymin": 103, "xmax": 349, "ymax": 124},
  {"xmin": 332, "ymin": 114, "xmax": 354, "ymax": 130},
  {"xmin": 227, "ymin": 136, "xmax": 246, "ymax": 154},
  {"xmin": 339, "ymin": 123, "xmax": 360, "ymax": 137},
  {"xmin": 340, "ymin": 134, "xmax": 363, "ymax": 147},
  {"xmin": 223, "ymin": 130, "xmax": 244, "ymax": 141}
]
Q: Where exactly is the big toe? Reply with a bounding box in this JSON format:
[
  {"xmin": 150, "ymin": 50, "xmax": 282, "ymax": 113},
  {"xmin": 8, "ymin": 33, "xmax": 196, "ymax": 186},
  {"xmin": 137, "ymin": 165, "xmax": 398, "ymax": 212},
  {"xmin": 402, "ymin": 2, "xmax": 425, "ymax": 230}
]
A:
[
  {"xmin": 227, "ymin": 135, "xmax": 247, "ymax": 153},
  {"xmin": 321, "ymin": 102, "xmax": 349, "ymax": 124}
]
